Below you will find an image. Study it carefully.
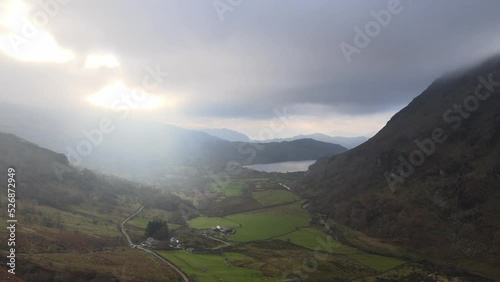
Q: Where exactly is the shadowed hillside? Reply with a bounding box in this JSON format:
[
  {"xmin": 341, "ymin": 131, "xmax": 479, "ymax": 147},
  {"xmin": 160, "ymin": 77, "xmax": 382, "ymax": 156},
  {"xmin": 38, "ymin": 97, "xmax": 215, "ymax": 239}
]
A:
[{"xmin": 299, "ymin": 55, "xmax": 500, "ymax": 267}]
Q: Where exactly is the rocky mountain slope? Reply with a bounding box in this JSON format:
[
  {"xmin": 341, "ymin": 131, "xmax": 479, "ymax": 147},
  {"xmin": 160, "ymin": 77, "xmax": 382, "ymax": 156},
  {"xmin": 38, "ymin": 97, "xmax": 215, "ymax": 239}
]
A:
[{"xmin": 300, "ymin": 55, "xmax": 500, "ymax": 264}]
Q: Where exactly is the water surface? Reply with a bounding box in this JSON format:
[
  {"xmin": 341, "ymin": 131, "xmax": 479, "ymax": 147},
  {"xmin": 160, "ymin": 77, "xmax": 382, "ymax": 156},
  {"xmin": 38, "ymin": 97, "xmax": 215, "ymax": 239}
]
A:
[{"xmin": 243, "ymin": 160, "xmax": 316, "ymax": 173}]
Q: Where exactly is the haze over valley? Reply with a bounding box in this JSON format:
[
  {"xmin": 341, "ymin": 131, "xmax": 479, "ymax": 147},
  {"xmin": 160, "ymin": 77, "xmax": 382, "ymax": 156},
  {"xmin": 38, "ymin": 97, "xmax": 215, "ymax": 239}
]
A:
[{"xmin": 1, "ymin": 1, "xmax": 499, "ymax": 281}]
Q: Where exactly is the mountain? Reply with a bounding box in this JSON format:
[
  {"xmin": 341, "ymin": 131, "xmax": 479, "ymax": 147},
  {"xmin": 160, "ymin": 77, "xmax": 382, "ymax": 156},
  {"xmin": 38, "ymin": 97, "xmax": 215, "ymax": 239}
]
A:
[
  {"xmin": 238, "ymin": 138, "xmax": 347, "ymax": 164},
  {"xmin": 0, "ymin": 111, "xmax": 347, "ymax": 183},
  {"xmin": 198, "ymin": 128, "xmax": 252, "ymax": 142},
  {"xmin": 71, "ymin": 121, "xmax": 348, "ymax": 181},
  {"xmin": 196, "ymin": 128, "xmax": 367, "ymax": 148},
  {"xmin": 261, "ymin": 133, "xmax": 367, "ymax": 149},
  {"xmin": 0, "ymin": 131, "xmax": 190, "ymax": 280},
  {"xmin": 299, "ymin": 55, "xmax": 500, "ymax": 275}
]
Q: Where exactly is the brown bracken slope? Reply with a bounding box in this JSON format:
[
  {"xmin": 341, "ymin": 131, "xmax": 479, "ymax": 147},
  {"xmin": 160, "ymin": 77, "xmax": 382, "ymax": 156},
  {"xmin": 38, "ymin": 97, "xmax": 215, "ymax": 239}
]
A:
[{"xmin": 299, "ymin": 55, "xmax": 500, "ymax": 261}]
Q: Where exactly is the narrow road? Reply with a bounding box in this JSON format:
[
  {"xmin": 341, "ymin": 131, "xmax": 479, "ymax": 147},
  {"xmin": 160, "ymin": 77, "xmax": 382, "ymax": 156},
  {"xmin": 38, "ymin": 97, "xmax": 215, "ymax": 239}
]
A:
[
  {"xmin": 120, "ymin": 205, "xmax": 145, "ymax": 245},
  {"xmin": 120, "ymin": 205, "xmax": 189, "ymax": 282},
  {"xmin": 206, "ymin": 236, "xmax": 231, "ymax": 250}
]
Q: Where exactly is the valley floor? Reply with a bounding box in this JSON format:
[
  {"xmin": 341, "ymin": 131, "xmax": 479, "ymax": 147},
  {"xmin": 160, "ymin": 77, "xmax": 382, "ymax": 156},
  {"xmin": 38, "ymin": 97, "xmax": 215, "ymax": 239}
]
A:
[{"xmin": 1, "ymin": 171, "xmax": 495, "ymax": 281}]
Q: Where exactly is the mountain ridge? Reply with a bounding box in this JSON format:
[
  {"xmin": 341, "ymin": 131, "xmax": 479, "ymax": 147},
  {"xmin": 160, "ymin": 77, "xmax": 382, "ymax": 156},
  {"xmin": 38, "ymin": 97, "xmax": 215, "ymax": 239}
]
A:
[
  {"xmin": 0, "ymin": 114, "xmax": 348, "ymax": 183},
  {"xmin": 299, "ymin": 54, "xmax": 500, "ymax": 271},
  {"xmin": 197, "ymin": 127, "xmax": 367, "ymax": 149},
  {"xmin": 259, "ymin": 133, "xmax": 367, "ymax": 149}
]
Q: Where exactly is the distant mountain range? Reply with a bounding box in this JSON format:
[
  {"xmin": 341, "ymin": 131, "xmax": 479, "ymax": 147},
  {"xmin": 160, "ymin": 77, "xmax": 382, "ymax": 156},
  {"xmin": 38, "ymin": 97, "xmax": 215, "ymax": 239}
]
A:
[
  {"xmin": 197, "ymin": 128, "xmax": 367, "ymax": 148},
  {"xmin": 299, "ymin": 54, "xmax": 500, "ymax": 272},
  {"xmin": 198, "ymin": 128, "xmax": 252, "ymax": 142},
  {"xmin": 0, "ymin": 110, "xmax": 347, "ymax": 183},
  {"xmin": 259, "ymin": 133, "xmax": 367, "ymax": 149}
]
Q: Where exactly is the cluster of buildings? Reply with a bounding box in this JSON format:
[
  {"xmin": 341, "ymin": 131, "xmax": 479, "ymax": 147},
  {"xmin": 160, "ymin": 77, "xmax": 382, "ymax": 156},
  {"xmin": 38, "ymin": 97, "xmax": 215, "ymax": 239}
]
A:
[
  {"xmin": 210, "ymin": 225, "xmax": 235, "ymax": 235},
  {"xmin": 139, "ymin": 237, "xmax": 182, "ymax": 249}
]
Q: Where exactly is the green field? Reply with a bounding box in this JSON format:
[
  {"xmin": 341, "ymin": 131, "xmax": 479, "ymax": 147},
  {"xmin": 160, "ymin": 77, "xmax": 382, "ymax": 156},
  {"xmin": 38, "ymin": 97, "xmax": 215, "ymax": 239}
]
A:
[
  {"xmin": 157, "ymin": 251, "xmax": 277, "ymax": 282},
  {"xmin": 168, "ymin": 223, "xmax": 182, "ymax": 230},
  {"xmin": 128, "ymin": 217, "xmax": 149, "ymax": 228},
  {"xmin": 188, "ymin": 216, "xmax": 240, "ymax": 229},
  {"xmin": 226, "ymin": 201, "xmax": 310, "ymax": 242},
  {"xmin": 252, "ymin": 190, "xmax": 300, "ymax": 206},
  {"xmin": 348, "ymin": 253, "xmax": 405, "ymax": 272},
  {"xmin": 212, "ymin": 180, "xmax": 247, "ymax": 197},
  {"xmin": 188, "ymin": 201, "xmax": 310, "ymax": 242},
  {"xmin": 277, "ymin": 227, "xmax": 358, "ymax": 254}
]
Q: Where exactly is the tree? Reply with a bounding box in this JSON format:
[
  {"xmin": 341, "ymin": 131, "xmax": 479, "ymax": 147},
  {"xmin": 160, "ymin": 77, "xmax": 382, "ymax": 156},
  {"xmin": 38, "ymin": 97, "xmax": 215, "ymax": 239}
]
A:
[{"xmin": 145, "ymin": 219, "xmax": 169, "ymax": 240}]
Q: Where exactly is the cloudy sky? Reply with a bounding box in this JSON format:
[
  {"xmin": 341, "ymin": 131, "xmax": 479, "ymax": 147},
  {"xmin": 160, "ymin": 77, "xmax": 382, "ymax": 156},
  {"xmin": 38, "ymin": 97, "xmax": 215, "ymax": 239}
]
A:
[{"xmin": 1, "ymin": 0, "xmax": 500, "ymax": 139}]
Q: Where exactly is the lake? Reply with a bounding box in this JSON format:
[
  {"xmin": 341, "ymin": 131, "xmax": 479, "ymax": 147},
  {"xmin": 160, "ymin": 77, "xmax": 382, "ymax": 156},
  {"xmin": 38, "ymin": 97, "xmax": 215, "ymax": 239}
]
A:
[{"xmin": 243, "ymin": 160, "xmax": 316, "ymax": 173}]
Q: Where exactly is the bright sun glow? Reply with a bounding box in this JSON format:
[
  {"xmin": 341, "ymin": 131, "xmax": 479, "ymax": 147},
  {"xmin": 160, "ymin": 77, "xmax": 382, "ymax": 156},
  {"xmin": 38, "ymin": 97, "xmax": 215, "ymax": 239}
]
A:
[
  {"xmin": 85, "ymin": 54, "xmax": 120, "ymax": 69},
  {"xmin": 0, "ymin": 0, "xmax": 74, "ymax": 63},
  {"xmin": 87, "ymin": 81, "xmax": 166, "ymax": 110}
]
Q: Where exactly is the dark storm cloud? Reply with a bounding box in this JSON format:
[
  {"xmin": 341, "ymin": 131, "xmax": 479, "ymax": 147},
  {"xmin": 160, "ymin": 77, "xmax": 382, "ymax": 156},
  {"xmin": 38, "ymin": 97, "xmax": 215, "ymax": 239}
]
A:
[{"xmin": 2, "ymin": 0, "xmax": 500, "ymax": 120}]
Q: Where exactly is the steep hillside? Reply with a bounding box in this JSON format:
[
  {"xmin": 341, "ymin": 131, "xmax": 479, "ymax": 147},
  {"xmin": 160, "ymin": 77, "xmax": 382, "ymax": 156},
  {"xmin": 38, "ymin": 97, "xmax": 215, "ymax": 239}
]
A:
[
  {"xmin": 239, "ymin": 138, "xmax": 347, "ymax": 164},
  {"xmin": 300, "ymin": 56, "xmax": 500, "ymax": 265},
  {"xmin": 0, "ymin": 131, "xmax": 187, "ymax": 280},
  {"xmin": 0, "ymin": 131, "xmax": 141, "ymax": 210}
]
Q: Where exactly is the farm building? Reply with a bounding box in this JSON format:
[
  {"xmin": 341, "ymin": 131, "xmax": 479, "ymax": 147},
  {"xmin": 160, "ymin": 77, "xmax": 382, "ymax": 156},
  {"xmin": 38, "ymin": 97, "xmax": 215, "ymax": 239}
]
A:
[{"xmin": 211, "ymin": 225, "xmax": 235, "ymax": 235}]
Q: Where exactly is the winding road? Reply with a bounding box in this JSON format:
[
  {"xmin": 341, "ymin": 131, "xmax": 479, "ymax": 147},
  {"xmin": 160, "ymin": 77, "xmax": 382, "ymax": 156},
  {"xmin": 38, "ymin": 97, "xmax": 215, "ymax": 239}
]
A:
[{"xmin": 120, "ymin": 205, "xmax": 189, "ymax": 282}]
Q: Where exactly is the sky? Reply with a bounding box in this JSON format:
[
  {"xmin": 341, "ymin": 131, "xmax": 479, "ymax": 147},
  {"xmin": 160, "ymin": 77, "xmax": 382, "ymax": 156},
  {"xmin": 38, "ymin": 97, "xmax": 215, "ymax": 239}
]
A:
[{"xmin": 1, "ymin": 0, "xmax": 500, "ymax": 139}]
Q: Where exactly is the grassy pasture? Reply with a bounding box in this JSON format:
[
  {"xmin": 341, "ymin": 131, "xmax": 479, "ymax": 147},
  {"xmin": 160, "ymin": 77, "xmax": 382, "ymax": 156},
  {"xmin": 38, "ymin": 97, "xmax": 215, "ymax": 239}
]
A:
[
  {"xmin": 212, "ymin": 180, "xmax": 247, "ymax": 197},
  {"xmin": 188, "ymin": 201, "xmax": 310, "ymax": 242},
  {"xmin": 277, "ymin": 227, "xmax": 358, "ymax": 254},
  {"xmin": 157, "ymin": 250, "xmax": 277, "ymax": 282},
  {"xmin": 348, "ymin": 253, "xmax": 405, "ymax": 272},
  {"xmin": 127, "ymin": 217, "xmax": 149, "ymax": 229},
  {"xmin": 226, "ymin": 201, "xmax": 310, "ymax": 242},
  {"xmin": 251, "ymin": 190, "xmax": 300, "ymax": 206},
  {"xmin": 188, "ymin": 216, "xmax": 240, "ymax": 229}
]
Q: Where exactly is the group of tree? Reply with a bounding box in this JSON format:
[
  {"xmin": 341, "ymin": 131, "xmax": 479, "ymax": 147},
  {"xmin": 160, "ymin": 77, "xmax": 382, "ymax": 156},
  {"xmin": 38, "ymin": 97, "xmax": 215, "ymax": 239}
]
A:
[{"xmin": 144, "ymin": 219, "xmax": 169, "ymax": 240}]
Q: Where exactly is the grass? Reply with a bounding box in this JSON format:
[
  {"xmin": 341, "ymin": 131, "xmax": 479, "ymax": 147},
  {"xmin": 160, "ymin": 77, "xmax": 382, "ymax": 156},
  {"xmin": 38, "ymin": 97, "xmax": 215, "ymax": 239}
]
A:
[
  {"xmin": 457, "ymin": 258, "xmax": 500, "ymax": 281},
  {"xmin": 35, "ymin": 205, "xmax": 120, "ymax": 237},
  {"xmin": 140, "ymin": 208, "xmax": 175, "ymax": 220},
  {"xmin": 212, "ymin": 180, "xmax": 247, "ymax": 197},
  {"xmin": 251, "ymin": 190, "xmax": 300, "ymax": 206},
  {"xmin": 168, "ymin": 223, "xmax": 182, "ymax": 230},
  {"xmin": 128, "ymin": 208, "xmax": 180, "ymax": 232},
  {"xmin": 225, "ymin": 201, "xmax": 310, "ymax": 242},
  {"xmin": 188, "ymin": 201, "xmax": 310, "ymax": 242},
  {"xmin": 327, "ymin": 219, "xmax": 407, "ymax": 258},
  {"xmin": 348, "ymin": 253, "xmax": 405, "ymax": 272},
  {"xmin": 224, "ymin": 252, "xmax": 256, "ymax": 263},
  {"xmin": 157, "ymin": 250, "xmax": 277, "ymax": 282},
  {"xmin": 127, "ymin": 217, "xmax": 149, "ymax": 229},
  {"xmin": 188, "ymin": 216, "xmax": 240, "ymax": 229},
  {"xmin": 277, "ymin": 227, "xmax": 358, "ymax": 254}
]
